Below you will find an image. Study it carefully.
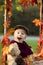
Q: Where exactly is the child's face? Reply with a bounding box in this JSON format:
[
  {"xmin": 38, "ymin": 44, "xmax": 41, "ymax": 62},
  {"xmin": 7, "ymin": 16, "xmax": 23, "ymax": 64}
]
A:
[{"xmin": 14, "ymin": 29, "xmax": 27, "ymax": 43}]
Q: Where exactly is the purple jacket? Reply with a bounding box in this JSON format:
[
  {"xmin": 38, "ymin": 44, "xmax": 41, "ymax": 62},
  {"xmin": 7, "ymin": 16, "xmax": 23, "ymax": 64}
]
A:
[{"xmin": 11, "ymin": 40, "xmax": 33, "ymax": 58}]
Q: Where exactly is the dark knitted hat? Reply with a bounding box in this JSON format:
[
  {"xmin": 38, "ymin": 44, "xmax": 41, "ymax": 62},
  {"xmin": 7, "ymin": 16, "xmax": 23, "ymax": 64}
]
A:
[{"xmin": 14, "ymin": 25, "xmax": 29, "ymax": 35}]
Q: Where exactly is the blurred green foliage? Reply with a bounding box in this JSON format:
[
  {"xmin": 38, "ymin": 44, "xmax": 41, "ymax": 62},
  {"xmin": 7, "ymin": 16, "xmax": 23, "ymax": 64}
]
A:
[{"xmin": 0, "ymin": 0, "xmax": 43, "ymax": 35}]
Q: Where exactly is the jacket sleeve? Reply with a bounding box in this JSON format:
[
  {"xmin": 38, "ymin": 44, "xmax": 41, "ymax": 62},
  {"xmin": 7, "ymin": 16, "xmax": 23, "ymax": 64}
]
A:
[{"xmin": 8, "ymin": 43, "xmax": 20, "ymax": 56}]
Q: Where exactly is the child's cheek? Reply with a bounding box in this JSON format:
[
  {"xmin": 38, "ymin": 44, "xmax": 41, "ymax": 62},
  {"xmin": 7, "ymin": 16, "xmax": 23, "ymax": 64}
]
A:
[
  {"xmin": 14, "ymin": 32, "xmax": 18, "ymax": 37},
  {"xmin": 22, "ymin": 34, "xmax": 27, "ymax": 39}
]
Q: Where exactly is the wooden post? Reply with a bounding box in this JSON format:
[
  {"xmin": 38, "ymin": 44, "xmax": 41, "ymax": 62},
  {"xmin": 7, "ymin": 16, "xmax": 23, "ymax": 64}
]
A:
[
  {"xmin": 40, "ymin": 0, "xmax": 42, "ymax": 34},
  {"xmin": 4, "ymin": 0, "xmax": 7, "ymax": 36}
]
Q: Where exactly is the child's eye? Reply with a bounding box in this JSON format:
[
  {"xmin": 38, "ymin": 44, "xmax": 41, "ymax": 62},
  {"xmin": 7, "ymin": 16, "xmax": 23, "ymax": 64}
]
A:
[
  {"xmin": 21, "ymin": 33, "xmax": 24, "ymax": 35},
  {"xmin": 18, "ymin": 32, "xmax": 19, "ymax": 34}
]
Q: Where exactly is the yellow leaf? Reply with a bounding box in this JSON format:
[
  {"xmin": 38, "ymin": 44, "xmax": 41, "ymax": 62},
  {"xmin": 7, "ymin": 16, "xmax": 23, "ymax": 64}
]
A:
[
  {"xmin": 0, "ymin": 6, "xmax": 3, "ymax": 11},
  {"xmin": 15, "ymin": 0, "xmax": 20, "ymax": 3},
  {"xmin": 16, "ymin": 6, "xmax": 23, "ymax": 12}
]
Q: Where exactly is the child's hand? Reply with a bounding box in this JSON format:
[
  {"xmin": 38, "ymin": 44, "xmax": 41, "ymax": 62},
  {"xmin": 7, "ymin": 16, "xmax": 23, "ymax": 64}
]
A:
[{"xmin": 33, "ymin": 53, "xmax": 38, "ymax": 57}]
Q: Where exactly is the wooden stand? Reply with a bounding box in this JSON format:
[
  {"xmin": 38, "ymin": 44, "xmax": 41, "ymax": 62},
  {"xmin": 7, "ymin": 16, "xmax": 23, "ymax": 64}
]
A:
[{"xmin": 4, "ymin": 0, "xmax": 7, "ymax": 36}]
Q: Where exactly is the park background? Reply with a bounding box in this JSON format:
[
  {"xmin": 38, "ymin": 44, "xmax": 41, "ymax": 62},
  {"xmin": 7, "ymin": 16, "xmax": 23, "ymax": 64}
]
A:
[{"xmin": 0, "ymin": 0, "xmax": 43, "ymax": 59}]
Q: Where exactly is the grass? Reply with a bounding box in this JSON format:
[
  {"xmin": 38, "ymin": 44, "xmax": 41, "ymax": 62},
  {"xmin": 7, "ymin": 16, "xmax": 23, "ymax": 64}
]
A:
[
  {"xmin": 0, "ymin": 40, "xmax": 38, "ymax": 59},
  {"xmin": 26, "ymin": 40, "xmax": 38, "ymax": 53}
]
